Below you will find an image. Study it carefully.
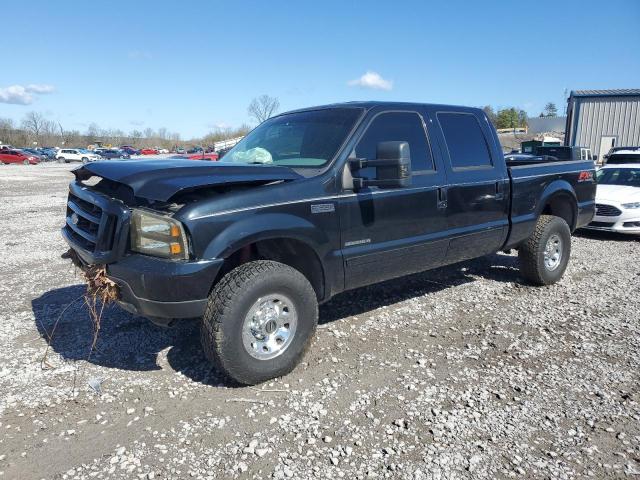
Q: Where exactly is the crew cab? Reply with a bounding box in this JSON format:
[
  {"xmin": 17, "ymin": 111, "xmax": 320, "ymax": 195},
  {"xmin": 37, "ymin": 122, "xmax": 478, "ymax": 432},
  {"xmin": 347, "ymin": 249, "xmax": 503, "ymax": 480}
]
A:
[{"xmin": 61, "ymin": 102, "xmax": 596, "ymax": 384}]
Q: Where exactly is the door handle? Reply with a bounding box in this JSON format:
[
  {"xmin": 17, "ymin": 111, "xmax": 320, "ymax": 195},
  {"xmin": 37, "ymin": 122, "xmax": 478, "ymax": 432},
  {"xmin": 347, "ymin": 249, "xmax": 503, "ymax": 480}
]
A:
[
  {"xmin": 495, "ymin": 181, "xmax": 505, "ymax": 201},
  {"xmin": 437, "ymin": 187, "xmax": 448, "ymax": 209}
]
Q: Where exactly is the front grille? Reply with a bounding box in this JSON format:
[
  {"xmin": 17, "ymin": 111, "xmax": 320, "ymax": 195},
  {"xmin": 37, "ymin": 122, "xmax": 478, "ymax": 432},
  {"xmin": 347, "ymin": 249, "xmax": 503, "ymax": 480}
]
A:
[
  {"xmin": 588, "ymin": 221, "xmax": 615, "ymax": 228},
  {"xmin": 65, "ymin": 192, "xmax": 116, "ymax": 252},
  {"xmin": 595, "ymin": 203, "xmax": 622, "ymax": 217}
]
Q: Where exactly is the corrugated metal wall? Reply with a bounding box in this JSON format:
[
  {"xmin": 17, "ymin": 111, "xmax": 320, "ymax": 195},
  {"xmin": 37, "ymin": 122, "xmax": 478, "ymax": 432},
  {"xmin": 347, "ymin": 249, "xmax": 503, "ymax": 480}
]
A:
[{"xmin": 571, "ymin": 96, "xmax": 640, "ymax": 152}]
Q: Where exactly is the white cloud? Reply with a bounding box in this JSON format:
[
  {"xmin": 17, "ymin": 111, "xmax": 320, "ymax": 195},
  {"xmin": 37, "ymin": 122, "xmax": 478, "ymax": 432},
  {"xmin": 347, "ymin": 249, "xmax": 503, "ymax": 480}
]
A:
[
  {"xmin": 0, "ymin": 84, "xmax": 55, "ymax": 105},
  {"xmin": 26, "ymin": 84, "xmax": 55, "ymax": 94},
  {"xmin": 348, "ymin": 71, "xmax": 393, "ymax": 91}
]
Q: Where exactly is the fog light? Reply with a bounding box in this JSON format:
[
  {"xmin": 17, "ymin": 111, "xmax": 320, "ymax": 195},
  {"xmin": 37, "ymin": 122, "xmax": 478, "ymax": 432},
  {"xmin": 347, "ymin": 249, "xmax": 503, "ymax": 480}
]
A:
[{"xmin": 623, "ymin": 221, "xmax": 640, "ymax": 228}]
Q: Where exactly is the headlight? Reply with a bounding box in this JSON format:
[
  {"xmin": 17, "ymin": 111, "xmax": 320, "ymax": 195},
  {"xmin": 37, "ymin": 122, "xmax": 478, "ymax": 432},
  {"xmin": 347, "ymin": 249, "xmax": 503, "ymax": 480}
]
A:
[
  {"xmin": 130, "ymin": 209, "xmax": 189, "ymax": 260},
  {"xmin": 621, "ymin": 202, "xmax": 640, "ymax": 209}
]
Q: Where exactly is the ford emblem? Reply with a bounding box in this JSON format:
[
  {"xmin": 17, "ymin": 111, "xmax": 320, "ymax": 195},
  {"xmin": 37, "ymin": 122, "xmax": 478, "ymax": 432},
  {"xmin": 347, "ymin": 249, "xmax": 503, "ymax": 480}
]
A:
[{"xmin": 71, "ymin": 213, "xmax": 79, "ymax": 225}]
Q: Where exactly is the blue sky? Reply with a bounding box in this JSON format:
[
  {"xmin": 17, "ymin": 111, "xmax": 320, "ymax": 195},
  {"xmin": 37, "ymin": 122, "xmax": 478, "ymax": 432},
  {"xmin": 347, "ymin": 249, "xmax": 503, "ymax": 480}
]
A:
[{"xmin": 2, "ymin": 0, "xmax": 639, "ymax": 139}]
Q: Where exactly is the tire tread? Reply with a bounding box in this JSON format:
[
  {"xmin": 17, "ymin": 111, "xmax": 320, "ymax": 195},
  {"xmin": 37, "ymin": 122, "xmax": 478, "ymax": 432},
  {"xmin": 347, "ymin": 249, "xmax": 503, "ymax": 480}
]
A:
[{"xmin": 201, "ymin": 260, "xmax": 317, "ymax": 384}]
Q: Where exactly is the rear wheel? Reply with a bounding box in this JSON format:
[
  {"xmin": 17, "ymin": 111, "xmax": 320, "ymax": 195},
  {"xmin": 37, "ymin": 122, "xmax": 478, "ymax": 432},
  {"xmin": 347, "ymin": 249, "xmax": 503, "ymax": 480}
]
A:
[
  {"xmin": 201, "ymin": 260, "xmax": 318, "ymax": 385},
  {"xmin": 57, "ymin": 157, "xmax": 66, "ymax": 163},
  {"xmin": 23, "ymin": 159, "xmax": 29, "ymax": 165},
  {"xmin": 81, "ymin": 157, "xmax": 88, "ymax": 164},
  {"xmin": 518, "ymin": 215, "xmax": 571, "ymax": 285}
]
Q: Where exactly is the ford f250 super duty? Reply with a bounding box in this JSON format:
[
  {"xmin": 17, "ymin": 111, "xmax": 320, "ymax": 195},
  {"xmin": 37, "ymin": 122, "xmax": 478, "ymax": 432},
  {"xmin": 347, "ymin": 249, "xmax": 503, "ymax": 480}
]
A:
[{"xmin": 62, "ymin": 102, "xmax": 596, "ymax": 384}]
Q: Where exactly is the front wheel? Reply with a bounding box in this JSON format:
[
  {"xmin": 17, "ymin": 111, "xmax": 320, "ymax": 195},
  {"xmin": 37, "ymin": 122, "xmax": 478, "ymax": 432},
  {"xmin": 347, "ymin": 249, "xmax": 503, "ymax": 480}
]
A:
[
  {"xmin": 81, "ymin": 157, "xmax": 88, "ymax": 164},
  {"xmin": 201, "ymin": 260, "xmax": 318, "ymax": 385},
  {"xmin": 23, "ymin": 159, "xmax": 29, "ymax": 165},
  {"xmin": 518, "ymin": 215, "xmax": 571, "ymax": 286}
]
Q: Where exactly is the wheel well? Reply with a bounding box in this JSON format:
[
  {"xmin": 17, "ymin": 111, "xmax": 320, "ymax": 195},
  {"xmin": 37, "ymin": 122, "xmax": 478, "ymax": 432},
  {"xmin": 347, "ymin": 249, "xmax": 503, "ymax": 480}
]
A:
[
  {"xmin": 541, "ymin": 194, "xmax": 576, "ymax": 231},
  {"xmin": 214, "ymin": 238, "xmax": 325, "ymax": 301}
]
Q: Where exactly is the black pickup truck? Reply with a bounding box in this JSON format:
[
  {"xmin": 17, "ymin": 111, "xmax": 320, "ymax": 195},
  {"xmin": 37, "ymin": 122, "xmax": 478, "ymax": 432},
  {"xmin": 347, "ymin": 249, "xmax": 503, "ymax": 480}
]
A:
[{"xmin": 62, "ymin": 102, "xmax": 596, "ymax": 384}]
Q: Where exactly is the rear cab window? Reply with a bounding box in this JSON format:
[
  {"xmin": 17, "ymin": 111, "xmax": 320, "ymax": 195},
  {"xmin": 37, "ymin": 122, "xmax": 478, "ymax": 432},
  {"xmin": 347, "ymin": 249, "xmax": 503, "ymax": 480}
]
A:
[{"xmin": 437, "ymin": 112, "xmax": 493, "ymax": 170}]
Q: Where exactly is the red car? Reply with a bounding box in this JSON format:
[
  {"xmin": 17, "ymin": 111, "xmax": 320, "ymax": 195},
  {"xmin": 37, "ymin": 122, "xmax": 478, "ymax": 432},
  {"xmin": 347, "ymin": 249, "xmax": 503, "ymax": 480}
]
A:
[
  {"xmin": 172, "ymin": 152, "xmax": 219, "ymax": 161},
  {"xmin": 0, "ymin": 149, "xmax": 40, "ymax": 165},
  {"xmin": 139, "ymin": 148, "xmax": 159, "ymax": 155}
]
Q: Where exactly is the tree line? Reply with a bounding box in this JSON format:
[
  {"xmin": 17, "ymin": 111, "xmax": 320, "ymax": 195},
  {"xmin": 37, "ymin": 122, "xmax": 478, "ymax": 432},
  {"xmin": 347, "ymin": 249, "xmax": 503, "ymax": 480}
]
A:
[
  {"xmin": 482, "ymin": 102, "xmax": 559, "ymax": 130},
  {"xmin": 0, "ymin": 95, "xmax": 283, "ymax": 149},
  {"xmin": 0, "ymin": 113, "xmax": 252, "ymax": 150}
]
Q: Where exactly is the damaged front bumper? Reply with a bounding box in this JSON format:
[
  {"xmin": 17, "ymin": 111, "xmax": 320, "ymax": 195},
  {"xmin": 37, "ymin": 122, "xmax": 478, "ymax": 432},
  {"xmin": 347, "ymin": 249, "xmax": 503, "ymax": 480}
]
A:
[
  {"xmin": 64, "ymin": 246, "xmax": 223, "ymax": 319},
  {"xmin": 107, "ymin": 254, "xmax": 223, "ymax": 319}
]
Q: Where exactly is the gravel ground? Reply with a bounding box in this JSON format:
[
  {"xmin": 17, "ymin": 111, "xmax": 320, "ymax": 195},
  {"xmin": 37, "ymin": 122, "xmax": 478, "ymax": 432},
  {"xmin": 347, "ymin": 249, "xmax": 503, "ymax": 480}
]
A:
[{"xmin": 0, "ymin": 163, "xmax": 639, "ymax": 480}]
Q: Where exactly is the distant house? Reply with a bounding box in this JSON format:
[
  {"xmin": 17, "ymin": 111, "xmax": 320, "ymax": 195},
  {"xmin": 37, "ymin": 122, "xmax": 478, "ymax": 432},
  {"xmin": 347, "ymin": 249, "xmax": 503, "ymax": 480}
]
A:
[{"xmin": 565, "ymin": 89, "xmax": 640, "ymax": 163}]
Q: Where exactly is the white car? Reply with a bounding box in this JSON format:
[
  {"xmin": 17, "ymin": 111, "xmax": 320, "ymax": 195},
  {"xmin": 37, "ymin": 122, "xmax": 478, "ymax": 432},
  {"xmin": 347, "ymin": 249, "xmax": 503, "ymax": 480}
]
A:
[
  {"xmin": 57, "ymin": 148, "xmax": 101, "ymax": 163},
  {"xmin": 157, "ymin": 148, "xmax": 169, "ymax": 154},
  {"xmin": 585, "ymin": 163, "xmax": 640, "ymax": 235}
]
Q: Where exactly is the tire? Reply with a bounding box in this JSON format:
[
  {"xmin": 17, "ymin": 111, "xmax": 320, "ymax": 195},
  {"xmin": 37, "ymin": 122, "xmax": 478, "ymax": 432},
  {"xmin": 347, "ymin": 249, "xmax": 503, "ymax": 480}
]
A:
[
  {"xmin": 23, "ymin": 159, "xmax": 29, "ymax": 165},
  {"xmin": 57, "ymin": 157, "xmax": 66, "ymax": 163},
  {"xmin": 518, "ymin": 215, "xmax": 571, "ymax": 286},
  {"xmin": 81, "ymin": 157, "xmax": 88, "ymax": 164},
  {"xmin": 201, "ymin": 260, "xmax": 318, "ymax": 385}
]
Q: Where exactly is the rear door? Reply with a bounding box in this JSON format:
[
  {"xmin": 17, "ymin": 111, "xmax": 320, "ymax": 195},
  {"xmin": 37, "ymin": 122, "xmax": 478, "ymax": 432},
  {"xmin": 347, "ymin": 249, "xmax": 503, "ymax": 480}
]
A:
[
  {"xmin": 427, "ymin": 108, "xmax": 509, "ymax": 263},
  {"xmin": 338, "ymin": 109, "xmax": 449, "ymax": 290}
]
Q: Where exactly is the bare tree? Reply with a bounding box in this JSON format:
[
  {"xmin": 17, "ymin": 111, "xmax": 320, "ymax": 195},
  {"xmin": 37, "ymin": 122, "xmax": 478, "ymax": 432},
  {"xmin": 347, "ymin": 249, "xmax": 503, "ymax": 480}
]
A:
[
  {"xmin": 247, "ymin": 95, "xmax": 280, "ymax": 124},
  {"xmin": 21, "ymin": 111, "xmax": 47, "ymax": 144},
  {"xmin": 0, "ymin": 118, "xmax": 19, "ymax": 145}
]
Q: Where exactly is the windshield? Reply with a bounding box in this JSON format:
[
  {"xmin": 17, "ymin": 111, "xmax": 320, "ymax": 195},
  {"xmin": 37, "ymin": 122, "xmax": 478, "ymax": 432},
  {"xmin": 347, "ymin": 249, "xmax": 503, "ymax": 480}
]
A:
[
  {"xmin": 597, "ymin": 167, "xmax": 640, "ymax": 187},
  {"xmin": 222, "ymin": 108, "xmax": 362, "ymax": 168}
]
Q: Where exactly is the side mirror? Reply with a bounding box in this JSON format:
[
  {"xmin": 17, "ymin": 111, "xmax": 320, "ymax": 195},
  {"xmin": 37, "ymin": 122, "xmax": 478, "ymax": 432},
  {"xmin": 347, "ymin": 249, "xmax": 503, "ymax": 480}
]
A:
[{"xmin": 350, "ymin": 141, "xmax": 412, "ymax": 190}]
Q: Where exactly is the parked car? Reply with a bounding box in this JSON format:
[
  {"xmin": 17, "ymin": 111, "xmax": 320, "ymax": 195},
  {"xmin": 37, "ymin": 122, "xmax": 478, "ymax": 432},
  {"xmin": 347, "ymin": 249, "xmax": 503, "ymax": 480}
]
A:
[
  {"xmin": 603, "ymin": 146, "xmax": 640, "ymax": 163},
  {"xmin": 0, "ymin": 149, "xmax": 40, "ymax": 165},
  {"xmin": 187, "ymin": 146, "xmax": 203, "ymax": 154},
  {"xmin": 171, "ymin": 152, "xmax": 219, "ymax": 161},
  {"xmin": 96, "ymin": 149, "xmax": 131, "ymax": 160},
  {"xmin": 56, "ymin": 148, "xmax": 101, "ymax": 163},
  {"xmin": 120, "ymin": 146, "xmax": 140, "ymax": 156},
  {"xmin": 61, "ymin": 101, "xmax": 596, "ymax": 385},
  {"xmin": 158, "ymin": 148, "xmax": 169, "ymax": 154},
  {"xmin": 216, "ymin": 146, "xmax": 232, "ymax": 159},
  {"xmin": 174, "ymin": 147, "xmax": 186, "ymax": 154},
  {"xmin": 604, "ymin": 148, "xmax": 640, "ymax": 165},
  {"xmin": 584, "ymin": 163, "xmax": 640, "ymax": 235},
  {"xmin": 20, "ymin": 148, "xmax": 46, "ymax": 161},
  {"xmin": 139, "ymin": 148, "xmax": 159, "ymax": 155},
  {"xmin": 38, "ymin": 147, "xmax": 58, "ymax": 160}
]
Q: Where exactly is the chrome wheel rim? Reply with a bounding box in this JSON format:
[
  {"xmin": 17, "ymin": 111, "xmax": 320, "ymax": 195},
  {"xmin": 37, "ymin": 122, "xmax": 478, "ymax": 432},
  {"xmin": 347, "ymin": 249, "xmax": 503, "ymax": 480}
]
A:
[
  {"xmin": 544, "ymin": 234, "xmax": 563, "ymax": 271},
  {"xmin": 242, "ymin": 294, "xmax": 297, "ymax": 360}
]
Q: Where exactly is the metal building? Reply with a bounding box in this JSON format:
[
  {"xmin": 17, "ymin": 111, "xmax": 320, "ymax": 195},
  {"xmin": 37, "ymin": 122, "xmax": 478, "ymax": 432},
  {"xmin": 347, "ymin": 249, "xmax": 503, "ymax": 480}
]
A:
[{"xmin": 565, "ymin": 89, "xmax": 640, "ymax": 162}]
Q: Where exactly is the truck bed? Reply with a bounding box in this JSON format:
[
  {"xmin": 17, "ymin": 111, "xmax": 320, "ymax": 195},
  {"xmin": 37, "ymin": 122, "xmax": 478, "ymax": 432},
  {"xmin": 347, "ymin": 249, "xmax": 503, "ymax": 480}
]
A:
[{"xmin": 505, "ymin": 159, "xmax": 596, "ymax": 249}]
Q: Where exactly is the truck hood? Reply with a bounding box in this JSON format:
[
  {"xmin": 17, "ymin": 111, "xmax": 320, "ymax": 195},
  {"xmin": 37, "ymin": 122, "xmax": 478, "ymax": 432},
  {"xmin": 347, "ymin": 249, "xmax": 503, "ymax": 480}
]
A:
[{"xmin": 74, "ymin": 159, "xmax": 303, "ymax": 202}]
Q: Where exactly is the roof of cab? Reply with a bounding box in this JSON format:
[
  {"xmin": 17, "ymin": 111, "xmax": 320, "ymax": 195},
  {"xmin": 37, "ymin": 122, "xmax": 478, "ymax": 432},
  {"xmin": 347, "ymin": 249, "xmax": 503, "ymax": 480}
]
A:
[{"xmin": 279, "ymin": 101, "xmax": 482, "ymax": 116}]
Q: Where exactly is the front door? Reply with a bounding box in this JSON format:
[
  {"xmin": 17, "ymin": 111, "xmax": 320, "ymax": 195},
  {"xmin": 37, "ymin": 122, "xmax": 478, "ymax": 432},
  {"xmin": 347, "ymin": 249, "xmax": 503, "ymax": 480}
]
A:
[
  {"xmin": 599, "ymin": 136, "xmax": 616, "ymax": 165},
  {"xmin": 338, "ymin": 109, "xmax": 449, "ymax": 290}
]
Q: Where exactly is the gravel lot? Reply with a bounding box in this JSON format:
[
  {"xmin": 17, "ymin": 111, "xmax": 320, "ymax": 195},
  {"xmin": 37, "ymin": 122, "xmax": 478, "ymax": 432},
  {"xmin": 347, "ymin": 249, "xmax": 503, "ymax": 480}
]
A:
[{"xmin": 0, "ymin": 163, "xmax": 639, "ymax": 480}]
